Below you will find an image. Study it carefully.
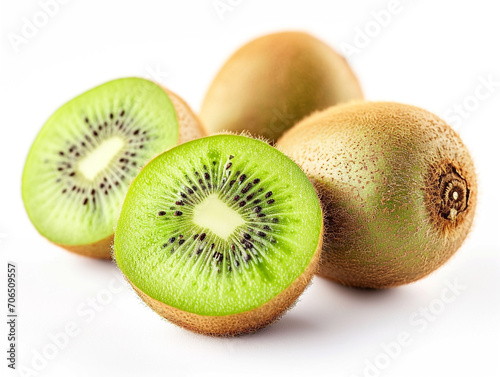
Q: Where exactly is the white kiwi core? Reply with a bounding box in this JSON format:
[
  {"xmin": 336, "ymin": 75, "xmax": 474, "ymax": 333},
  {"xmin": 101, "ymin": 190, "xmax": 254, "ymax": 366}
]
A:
[
  {"xmin": 78, "ymin": 136, "xmax": 125, "ymax": 180},
  {"xmin": 192, "ymin": 193, "xmax": 245, "ymax": 240}
]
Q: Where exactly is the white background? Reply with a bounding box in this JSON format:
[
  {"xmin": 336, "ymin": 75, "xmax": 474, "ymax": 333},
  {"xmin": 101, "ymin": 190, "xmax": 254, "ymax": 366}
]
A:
[{"xmin": 1, "ymin": 1, "xmax": 499, "ymax": 376}]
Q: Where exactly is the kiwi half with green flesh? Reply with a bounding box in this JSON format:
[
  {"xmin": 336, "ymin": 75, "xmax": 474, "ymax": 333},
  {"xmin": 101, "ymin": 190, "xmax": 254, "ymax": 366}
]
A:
[
  {"xmin": 278, "ymin": 102, "xmax": 477, "ymax": 289},
  {"xmin": 22, "ymin": 78, "xmax": 205, "ymax": 259},
  {"xmin": 114, "ymin": 135, "xmax": 323, "ymax": 336},
  {"xmin": 200, "ymin": 31, "xmax": 363, "ymax": 142}
]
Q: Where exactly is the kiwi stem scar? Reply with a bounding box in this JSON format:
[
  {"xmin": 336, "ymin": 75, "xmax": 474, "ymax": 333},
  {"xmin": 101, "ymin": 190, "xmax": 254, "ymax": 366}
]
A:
[
  {"xmin": 192, "ymin": 193, "xmax": 245, "ymax": 240},
  {"xmin": 77, "ymin": 136, "xmax": 125, "ymax": 180}
]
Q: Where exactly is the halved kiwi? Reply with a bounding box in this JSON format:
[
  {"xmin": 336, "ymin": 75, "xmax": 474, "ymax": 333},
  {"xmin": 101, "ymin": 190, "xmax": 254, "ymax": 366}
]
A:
[
  {"xmin": 278, "ymin": 102, "xmax": 477, "ymax": 288},
  {"xmin": 114, "ymin": 135, "xmax": 323, "ymax": 336},
  {"xmin": 22, "ymin": 78, "xmax": 205, "ymax": 259}
]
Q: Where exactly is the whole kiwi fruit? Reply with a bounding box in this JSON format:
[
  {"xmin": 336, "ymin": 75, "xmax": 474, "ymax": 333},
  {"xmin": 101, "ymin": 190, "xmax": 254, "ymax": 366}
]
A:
[
  {"xmin": 200, "ymin": 31, "xmax": 363, "ymax": 142},
  {"xmin": 278, "ymin": 102, "xmax": 477, "ymax": 288}
]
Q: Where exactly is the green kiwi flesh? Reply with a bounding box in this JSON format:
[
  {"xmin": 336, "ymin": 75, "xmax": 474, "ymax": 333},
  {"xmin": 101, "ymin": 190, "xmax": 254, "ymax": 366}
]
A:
[
  {"xmin": 200, "ymin": 31, "xmax": 363, "ymax": 142},
  {"xmin": 114, "ymin": 135, "xmax": 323, "ymax": 335},
  {"xmin": 277, "ymin": 102, "xmax": 477, "ymax": 288},
  {"xmin": 22, "ymin": 78, "xmax": 203, "ymax": 258}
]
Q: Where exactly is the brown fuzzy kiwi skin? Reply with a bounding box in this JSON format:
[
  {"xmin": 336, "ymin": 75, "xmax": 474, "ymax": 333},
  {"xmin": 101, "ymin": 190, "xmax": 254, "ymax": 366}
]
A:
[
  {"xmin": 57, "ymin": 234, "xmax": 114, "ymax": 259},
  {"xmin": 121, "ymin": 232, "xmax": 322, "ymax": 337},
  {"xmin": 277, "ymin": 102, "xmax": 477, "ymax": 289},
  {"xmin": 162, "ymin": 88, "xmax": 207, "ymax": 144},
  {"xmin": 54, "ymin": 86, "xmax": 205, "ymax": 259},
  {"xmin": 200, "ymin": 31, "xmax": 363, "ymax": 142}
]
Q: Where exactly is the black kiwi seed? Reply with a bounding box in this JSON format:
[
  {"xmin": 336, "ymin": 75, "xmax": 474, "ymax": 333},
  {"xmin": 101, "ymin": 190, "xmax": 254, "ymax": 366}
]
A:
[
  {"xmin": 169, "ymin": 237, "xmax": 175, "ymax": 243},
  {"xmin": 267, "ymin": 199, "xmax": 275, "ymax": 204},
  {"xmin": 200, "ymin": 233, "xmax": 206, "ymax": 241},
  {"xmin": 179, "ymin": 239, "xmax": 185, "ymax": 245},
  {"xmin": 272, "ymin": 218, "xmax": 279, "ymax": 223},
  {"xmin": 265, "ymin": 191, "xmax": 273, "ymax": 198},
  {"xmin": 239, "ymin": 201, "xmax": 246, "ymax": 207},
  {"xmin": 243, "ymin": 233, "xmax": 251, "ymax": 240},
  {"xmin": 213, "ymin": 252, "xmax": 223, "ymax": 263},
  {"xmin": 239, "ymin": 174, "xmax": 247, "ymax": 183},
  {"xmin": 257, "ymin": 231, "xmax": 266, "ymax": 238},
  {"xmin": 234, "ymin": 195, "xmax": 240, "ymax": 201},
  {"xmin": 241, "ymin": 183, "xmax": 252, "ymax": 193},
  {"xmin": 226, "ymin": 163, "xmax": 232, "ymax": 169},
  {"xmin": 174, "ymin": 211, "xmax": 183, "ymax": 216},
  {"xmin": 254, "ymin": 206, "xmax": 262, "ymax": 213}
]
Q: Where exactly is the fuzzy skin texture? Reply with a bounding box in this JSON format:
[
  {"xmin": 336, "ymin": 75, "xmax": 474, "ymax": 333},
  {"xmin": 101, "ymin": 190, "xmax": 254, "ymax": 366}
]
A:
[
  {"xmin": 200, "ymin": 31, "xmax": 363, "ymax": 142},
  {"xmin": 59, "ymin": 234, "xmax": 114, "ymax": 259},
  {"xmin": 127, "ymin": 235, "xmax": 322, "ymax": 336},
  {"xmin": 164, "ymin": 89, "xmax": 206, "ymax": 144},
  {"xmin": 277, "ymin": 102, "xmax": 477, "ymax": 288},
  {"xmin": 56, "ymin": 88, "xmax": 205, "ymax": 259}
]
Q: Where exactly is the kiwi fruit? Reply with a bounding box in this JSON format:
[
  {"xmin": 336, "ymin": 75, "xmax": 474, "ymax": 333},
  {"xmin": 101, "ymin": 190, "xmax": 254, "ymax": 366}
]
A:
[
  {"xmin": 278, "ymin": 102, "xmax": 477, "ymax": 288},
  {"xmin": 113, "ymin": 134, "xmax": 323, "ymax": 336},
  {"xmin": 22, "ymin": 78, "xmax": 205, "ymax": 259},
  {"xmin": 200, "ymin": 31, "xmax": 363, "ymax": 142}
]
